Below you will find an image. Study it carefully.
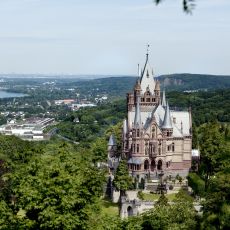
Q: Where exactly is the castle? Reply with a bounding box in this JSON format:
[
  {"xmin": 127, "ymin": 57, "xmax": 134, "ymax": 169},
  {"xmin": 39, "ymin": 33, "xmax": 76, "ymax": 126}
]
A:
[{"xmin": 108, "ymin": 52, "xmax": 192, "ymax": 182}]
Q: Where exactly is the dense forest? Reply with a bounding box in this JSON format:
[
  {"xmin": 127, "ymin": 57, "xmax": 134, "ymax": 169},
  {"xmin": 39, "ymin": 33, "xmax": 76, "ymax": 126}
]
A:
[{"xmin": 0, "ymin": 79, "xmax": 229, "ymax": 228}]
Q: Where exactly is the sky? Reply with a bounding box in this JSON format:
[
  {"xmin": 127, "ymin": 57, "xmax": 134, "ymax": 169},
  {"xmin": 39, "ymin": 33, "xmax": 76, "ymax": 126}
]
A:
[{"xmin": 0, "ymin": 0, "xmax": 229, "ymax": 76}]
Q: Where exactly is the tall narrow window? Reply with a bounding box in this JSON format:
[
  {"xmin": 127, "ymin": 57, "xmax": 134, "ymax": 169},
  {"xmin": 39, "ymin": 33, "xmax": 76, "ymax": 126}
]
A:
[
  {"xmin": 137, "ymin": 129, "xmax": 140, "ymax": 137},
  {"xmin": 172, "ymin": 143, "xmax": 175, "ymax": 152},
  {"xmin": 137, "ymin": 144, "xmax": 139, "ymax": 153},
  {"xmin": 158, "ymin": 147, "xmax": 161, "ymax": 155},
  {"xmin": 144, "ymin": 160, "xmax": 149, "ymax": 170},
  {"xmin": 145, "ymin": 142, "xmax": 148, "ymax": 155},
  {"xmin": 133, "ymin": 144, "xmax": 135, "ymax": 153}
]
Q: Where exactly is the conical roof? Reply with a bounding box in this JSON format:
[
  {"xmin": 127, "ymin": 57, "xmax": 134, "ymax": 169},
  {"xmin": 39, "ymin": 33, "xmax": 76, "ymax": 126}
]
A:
[
  {"xmin": 108, "ymin": 134, "xmax": 116, "ymax": 146},
  {"xmin": 155, "ymin": 80, "xmax": 160, "ymax": 91},
  {"xmin": 134, "ymin": 79, "xmax": 141, "ymax": 91},
  {"xmin": 134, "ymin": 96, "xmax": 141, "ymax": 127},
  {"xmin": 161, "ymin": 101, "xmax": 172, "ymax": 129},
  {"xmin": 161, "ymin": 89, "xmax": 166, "ymax": 107}
]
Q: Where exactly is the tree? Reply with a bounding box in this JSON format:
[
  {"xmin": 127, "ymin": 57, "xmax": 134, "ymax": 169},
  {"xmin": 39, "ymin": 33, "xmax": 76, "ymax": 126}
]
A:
[
  {"xmin": 201, "ymin": 172, "xmax": 230, "ymax": 229},
  {"xmin": 90, "ymin": 137, "xmax": 108, "ymax": 163},
  {"xmin": 0, "ymin": 143, "xmax": 105, "ymax": 229},
  {"xmin": 199, "ymin": 122, "xmax": 226, "ymax": 190},
  {"xmin": 113, "ymin": 160, "xmax": 132, "ymax": 197}
]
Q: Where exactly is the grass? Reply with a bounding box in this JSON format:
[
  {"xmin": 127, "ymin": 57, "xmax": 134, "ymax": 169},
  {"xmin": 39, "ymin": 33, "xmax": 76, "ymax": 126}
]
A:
[
  {"xmin": 143, "ymin": 193, "xmax": 176, "ymax": 201},
  {"xmin": 100, "ymin": 199, "xmax": 119, "ymax": 216}
]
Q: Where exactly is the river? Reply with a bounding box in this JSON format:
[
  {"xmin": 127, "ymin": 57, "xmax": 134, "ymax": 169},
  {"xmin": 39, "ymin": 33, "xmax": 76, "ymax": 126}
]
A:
[{"xmin": 0, "ymin": 90, "xmax": 27, "ymax": 98}]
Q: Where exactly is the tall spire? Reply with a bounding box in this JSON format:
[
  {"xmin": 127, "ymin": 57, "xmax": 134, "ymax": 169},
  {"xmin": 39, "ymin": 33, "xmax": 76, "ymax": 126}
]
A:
[
  {"xmin": 162, "ymin": 101, "xmax": 172, "ymax": 129},
  {"xmin": 161, "ymin": 89, "xmax": 166, "ymax": 107},
  {"xmin": 134, "ymin": 94, "xmax": 141, "ymax": 127},
  {"xmin": 140, "ymin": 45, "xmax": 156, "ymax": 94}
]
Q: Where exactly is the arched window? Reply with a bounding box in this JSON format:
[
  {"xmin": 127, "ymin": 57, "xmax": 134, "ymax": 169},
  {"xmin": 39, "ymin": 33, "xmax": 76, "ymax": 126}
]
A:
[
  {"xmin": 157, "ymin": 160, "xmax": 163, "ymax": 170},
  {"xmin": 137, "ymin": 129, "xmax": 140, "ymax": 137},
  {"xmin": 144, "ymin": 160, "xmax": 149, "ymax": 170}
]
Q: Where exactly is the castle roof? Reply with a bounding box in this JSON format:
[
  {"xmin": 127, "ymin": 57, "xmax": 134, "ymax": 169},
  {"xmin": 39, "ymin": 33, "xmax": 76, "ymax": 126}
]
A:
[
  {"xmin": 161, "ymin": 89, "xmax": 166, "ymax": 107},
  {"xmin": 134, "ymin": 96, "xmax": 142, "ymax": 128},
  {"xmin": 140, "ymin": 54, "xmax": 155, "ymax": 94},
  {"xmin": 108, "ymin": 134, "xmax": 116, "ymax": 146},
  {"xmin": 161, "ymin": 101, "xmax": 173, "ymax": 129}
]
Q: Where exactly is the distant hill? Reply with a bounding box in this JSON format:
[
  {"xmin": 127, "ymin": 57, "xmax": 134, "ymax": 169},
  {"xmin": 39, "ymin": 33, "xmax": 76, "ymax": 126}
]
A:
[
  {"xmin": 71, "ymin": 74, "xmax": 230, "ymax": 99},
  {"xmin": 157, "ymin": 73, "xmax": 230, "ymax": 91}
]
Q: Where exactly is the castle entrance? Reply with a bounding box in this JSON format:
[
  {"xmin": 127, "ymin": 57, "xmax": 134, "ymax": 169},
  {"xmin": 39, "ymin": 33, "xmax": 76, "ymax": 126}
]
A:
[{"xmin": 127, "ymin": 206, "xmax": 133, "ymax": 216}]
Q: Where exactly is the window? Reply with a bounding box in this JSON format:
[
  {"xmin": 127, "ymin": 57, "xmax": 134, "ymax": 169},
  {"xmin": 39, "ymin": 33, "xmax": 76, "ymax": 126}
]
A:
[
  {"xmin": 172, "ymin": 143, "xmax": 175, "ymax": 152},
  {"xmin": 152, "ymin": 128, "xmax": 155, "ymax": 138},
  {"xmin": 167, "ymin": 145, "xmax": 171, "ymax": 151},
  {"xmin": 145, "ymin": 142, "xmax": 148, "ymax": 155},
  {"xmin": 137, "ymin": 129, "xmax": 140, "ymax": 137},
  {"xmin": 157, "ymin": 160, "xmax": 163, "ymax": 170},
  {"xmin": 137, "ymin": 144, "xmax": 139, "ymax": 153},
  {"xmin": 144, "ymin": 160, "xmax": 149, "ymax": 170},
  {"xmin": 146, "ymin": 98, "xmax": 150, "ymax": 102},
  {"xmin": 133, "ymin": 144, "xmax": 135, "ymax": 153},
  {"xmin": 158, "ymin": 147, "xmax": 161, "ymax": 155}
]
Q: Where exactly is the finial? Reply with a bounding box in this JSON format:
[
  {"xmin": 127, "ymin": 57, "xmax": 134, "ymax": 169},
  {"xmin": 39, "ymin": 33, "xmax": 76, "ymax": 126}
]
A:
[{"xmin": 146, "ymin": 44, "xmax": 150, "ymax": 57}]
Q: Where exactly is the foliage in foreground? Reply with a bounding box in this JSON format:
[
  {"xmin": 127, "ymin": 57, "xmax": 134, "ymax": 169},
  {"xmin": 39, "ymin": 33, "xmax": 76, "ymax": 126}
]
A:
[{"xmin": 0, "ymin": 139, "xmax": 105, "ymax": 229}]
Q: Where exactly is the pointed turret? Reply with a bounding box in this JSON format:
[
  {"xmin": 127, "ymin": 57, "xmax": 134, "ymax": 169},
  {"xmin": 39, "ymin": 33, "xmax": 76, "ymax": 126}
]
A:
[
  {"xmin": 134, "ymin": 94, "xmax": 141, "ymax": 128},
  {"xmin": 161, "ymin": 89, "xmax": 166, "ymax": 107},
  {"xmin": 162, "ymin": 101, "xmax": 172, "ymax": 129},
  {"xmin": 108, "ymin": 134, "xmax": 116, "ymax": 147},
  {"xmin": 154, "ymin": 80, "xmax": 160, "ymax": 97},
  {"xmin": 140, "ymin": 47, "xmax": 156, "ymax": 94}
]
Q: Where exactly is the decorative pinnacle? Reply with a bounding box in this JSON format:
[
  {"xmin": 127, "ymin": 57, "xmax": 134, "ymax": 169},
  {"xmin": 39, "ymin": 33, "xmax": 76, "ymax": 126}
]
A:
[{"xmin": 146, "ymin": 44, "xmax": 150, "ymax": 57}]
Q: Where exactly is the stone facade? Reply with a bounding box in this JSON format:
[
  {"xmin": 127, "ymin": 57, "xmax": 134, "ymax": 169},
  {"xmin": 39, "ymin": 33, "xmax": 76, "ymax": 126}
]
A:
[{"xmin": 122, "ymin": 53, "xmax": 192, "ymax": 181}]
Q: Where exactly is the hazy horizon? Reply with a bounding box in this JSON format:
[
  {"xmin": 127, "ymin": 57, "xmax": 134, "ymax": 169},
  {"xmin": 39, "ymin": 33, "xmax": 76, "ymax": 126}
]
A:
[{"xmin": 0, "ymin": 0, "xmax": 230, "ymax": 76}]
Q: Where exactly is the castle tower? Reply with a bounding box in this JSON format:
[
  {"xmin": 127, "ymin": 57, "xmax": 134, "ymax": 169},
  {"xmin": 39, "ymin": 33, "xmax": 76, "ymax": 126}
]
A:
[
  {"xmin": 119, "ymin": 50, "xmax": 192, "ymax": 182},
  {"xmin": 108, "ymin": 134, "xmax": 119, "ymax": 174}
]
